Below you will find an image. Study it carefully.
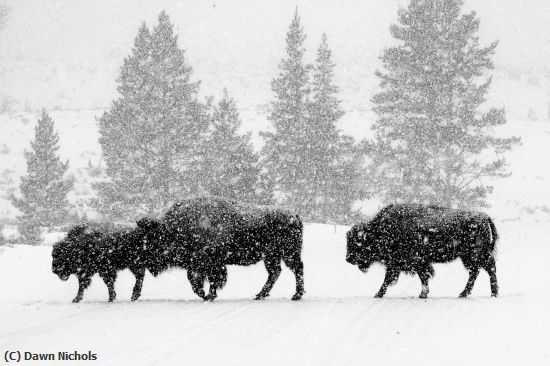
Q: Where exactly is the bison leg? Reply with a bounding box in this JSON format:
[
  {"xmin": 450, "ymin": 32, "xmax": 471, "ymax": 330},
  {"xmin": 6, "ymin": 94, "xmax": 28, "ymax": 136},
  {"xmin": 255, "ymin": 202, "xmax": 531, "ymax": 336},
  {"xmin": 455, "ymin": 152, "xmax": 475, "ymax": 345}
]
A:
[
  {"xmin": 204, "ymin": 265, "xmax": 228, "ymax": 302},
  {"xmin": 482, "ymin": 256, "xmax": 498, "ymax": 297},
  {"xmin": 130, "ymin": 267, "xmax": 146, "ymax": 301},
  {"xmin": 283, "ymin": 255, "xmax": 305, "ymax": 301},
  {"xmin": 417, "ymin": 270, "xmax": 431, "ymax": 299},
  {"xmin": 101, "ymin": 273, "xmax": 117, "ymax": 302},
  {"xmin": 291, "ymin": 260, "xmax": 305, "ymax": 301},
  {"xmin": 73, "ymin": 275, "xmax": 92, "ymax": 303},
  {"xmin": 255, "ymin": 258, "xmax": 282, "ymax": 300},
  {"xmin": 187, "ymin": 270, "xmax": 207, "ymax": 300},
  {"xmin": 205, "ymin": 285, "xmax": 218, "ymax": 302},
  {"xmin": 459, "ymin": 267, "xmax": 480, "ymax": 298},
  {"xmin": 374, "ymin": 269, "xmax": 400, "ymax": 298}
]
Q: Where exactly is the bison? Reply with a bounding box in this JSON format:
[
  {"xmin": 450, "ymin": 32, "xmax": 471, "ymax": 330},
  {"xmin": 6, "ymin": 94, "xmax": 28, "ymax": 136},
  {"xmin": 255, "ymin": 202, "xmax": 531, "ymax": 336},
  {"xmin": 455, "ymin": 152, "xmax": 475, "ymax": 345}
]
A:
[
  {"xmin": 128, "ymin": 217, "xmax": 229, "ymax": 301},
  {"xmin": 52, "ymin": 219, "xmax": 161, "ymax": 303},
  {"xmin": 346, "ymin": 204, "xmax": 498, "ymax": 298},
  {"xmin": 159, "ymin": 196, "xmax": 305, "ymax": 301}
]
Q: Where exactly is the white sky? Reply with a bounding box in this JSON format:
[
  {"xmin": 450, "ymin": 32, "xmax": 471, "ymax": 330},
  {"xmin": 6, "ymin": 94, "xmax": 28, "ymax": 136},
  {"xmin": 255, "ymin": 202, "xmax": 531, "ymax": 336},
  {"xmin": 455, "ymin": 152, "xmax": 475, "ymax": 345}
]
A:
[
  {"xmin": 0, "ymin": 0, "xmax": 548, "ymax": 111},
  {"xmin": 1, "ymin": 0, "xmax": 548, "ymax": 65}
]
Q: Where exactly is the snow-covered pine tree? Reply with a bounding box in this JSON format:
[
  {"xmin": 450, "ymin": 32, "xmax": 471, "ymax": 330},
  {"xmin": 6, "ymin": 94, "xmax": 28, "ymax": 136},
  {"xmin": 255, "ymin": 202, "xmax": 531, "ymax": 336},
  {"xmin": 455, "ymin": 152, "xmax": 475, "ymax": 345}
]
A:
[
  {"xmin": 10, "ymin": 110, "xmax": 74, "ymax": 244},
  {"xmin": 261, "ymin": 9, "xmax": 313, "ymax": 217},
  {"xmin": 204, "ymin": 89, "xmax": 261, "ymax": 203},
  {"xmin": 305, "ymin": 34, "xmax": 361, "ymax": 223},
  {"xmin": 94, "ymin": 11, "xmax": 208, "ymax": 219},
  {"xmin": 368, "ymin": 0, "xmax": 520, "ymax": 208},
  {"xmin": 262, "ymin": 12, "xmax": 359, "ymax": 223}
]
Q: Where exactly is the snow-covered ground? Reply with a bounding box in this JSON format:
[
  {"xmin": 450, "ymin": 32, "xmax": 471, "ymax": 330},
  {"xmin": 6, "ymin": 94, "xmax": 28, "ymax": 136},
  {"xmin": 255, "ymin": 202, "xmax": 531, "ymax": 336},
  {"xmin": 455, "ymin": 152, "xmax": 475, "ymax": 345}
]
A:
[{"xmin": 1, "ymin": 220, "xmax": 548, "ymax": 366}]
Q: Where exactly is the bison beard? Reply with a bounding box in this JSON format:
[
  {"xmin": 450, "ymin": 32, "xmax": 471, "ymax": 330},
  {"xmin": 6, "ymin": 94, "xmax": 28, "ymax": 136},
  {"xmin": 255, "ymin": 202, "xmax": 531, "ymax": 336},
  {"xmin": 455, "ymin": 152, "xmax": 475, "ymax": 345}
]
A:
[
  {"xmin": 161, "ymin": 197, "xmax": 305, "ymax": 301},
  {"xmin": 346, "ymin": 204, "xmax": 499, "ymax": 298}
]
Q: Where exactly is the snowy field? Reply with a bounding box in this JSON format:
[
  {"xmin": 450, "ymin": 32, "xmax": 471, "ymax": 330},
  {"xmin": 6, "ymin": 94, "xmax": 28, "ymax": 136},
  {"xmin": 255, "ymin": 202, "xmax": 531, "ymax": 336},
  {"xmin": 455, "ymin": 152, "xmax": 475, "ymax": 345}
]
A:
[{"xmin": 1, "ymin": 220, "xmax": 549, "ymax": 366}]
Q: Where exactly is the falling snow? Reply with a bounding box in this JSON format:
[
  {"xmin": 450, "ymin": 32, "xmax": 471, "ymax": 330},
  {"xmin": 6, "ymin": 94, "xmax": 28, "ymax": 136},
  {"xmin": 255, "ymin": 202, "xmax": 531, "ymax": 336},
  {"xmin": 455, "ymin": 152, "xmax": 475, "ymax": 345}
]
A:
[{"xmin": 1, "ymin": 0, "xmax": 550, "ymax": 365}]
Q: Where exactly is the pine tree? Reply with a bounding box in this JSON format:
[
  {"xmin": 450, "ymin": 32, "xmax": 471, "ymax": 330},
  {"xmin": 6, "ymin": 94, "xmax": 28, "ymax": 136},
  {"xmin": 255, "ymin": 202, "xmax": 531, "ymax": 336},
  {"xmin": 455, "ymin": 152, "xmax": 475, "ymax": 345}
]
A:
[
  {"xmin": 261, "ymin": 9, "xmax": 312, "ymax": 215},
  {"xmin": 94, "ymin": 11, "xmax": 208, "ymax": 219},
  {"xmin": 10, "ymin": 110, "xmax": 74, "ymax": 243},
  {"xmin": 203, "ymin": 89, "xmax": 261, "ymax": 203},
  {"xmin": 262, "ymin": 12, "xmax": 359, "ymax": 223},
  {"xmin": 306, "ymin": 34, "xmax": 361, "ymax": 223},
  {"xmin": 368, "ymin": 0, "xmax": 520, "ymax": 208}
]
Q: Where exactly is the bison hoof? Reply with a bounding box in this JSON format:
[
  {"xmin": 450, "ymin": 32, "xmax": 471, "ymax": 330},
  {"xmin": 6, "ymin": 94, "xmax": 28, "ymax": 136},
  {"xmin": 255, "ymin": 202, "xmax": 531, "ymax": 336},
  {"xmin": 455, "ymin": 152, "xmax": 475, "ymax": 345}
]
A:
[
  {"xmin": 255, "ymin": 293, "xmax": 268, "ymax": 300},
  {"xmin": 458, "ymin": 292, "xmax": 469, "ymax": 298},
  {"xmin": 374, "ymin": 293, "xmax": 384, "ymax": 298},
  {"xmin": 291, "ymin": 293, "xmax": 303, "ymax": 301},
  {"xmin": 491, "ymin": 293, "xmax": 498, "ymax": 298},
  {"xmin": 131, "ymin": 295, "xmax": 140, "ymax": 301},
  {"xmin": 72, "ymin": 297, "xmax": 82, "ymax": 303},
  {"xmin": 204, "ymin": 294, "xmax": 216, "ymax": 302},
  {"xmin": 419, "ymin": 293, "xmax": 428, "ymax": 299}
]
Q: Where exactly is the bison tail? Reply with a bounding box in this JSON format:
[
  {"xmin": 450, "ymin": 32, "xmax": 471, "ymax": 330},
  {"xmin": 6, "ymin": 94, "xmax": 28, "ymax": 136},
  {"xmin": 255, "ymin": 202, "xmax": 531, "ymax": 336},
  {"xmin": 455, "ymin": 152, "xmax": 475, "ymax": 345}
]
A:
[
  {"xmin": 280, "ymin": 214, "xmax": 304, "ymax": 272},
  {"xmin": 487, "ymin": 217, "xmax": 499, "ymax": 252},
  {"xmin": 288, "ymin": 214, "xmax": 303, "ymax": 247},
  {"xmin": 476, "ymin": 216, "xmax": 498, "ymax": 266}
]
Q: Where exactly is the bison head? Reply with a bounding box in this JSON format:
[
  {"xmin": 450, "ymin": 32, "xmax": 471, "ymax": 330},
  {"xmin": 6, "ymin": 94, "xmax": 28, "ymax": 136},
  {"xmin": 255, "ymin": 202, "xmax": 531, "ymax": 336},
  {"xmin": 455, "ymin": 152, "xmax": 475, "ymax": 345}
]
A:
[
  {"xmin": 51, "ymin": 239, "xmax": 77, "ymax": 281},
  {"xmin": 346, "ymin": 224, "xmax": 376, "ymax": 273}
]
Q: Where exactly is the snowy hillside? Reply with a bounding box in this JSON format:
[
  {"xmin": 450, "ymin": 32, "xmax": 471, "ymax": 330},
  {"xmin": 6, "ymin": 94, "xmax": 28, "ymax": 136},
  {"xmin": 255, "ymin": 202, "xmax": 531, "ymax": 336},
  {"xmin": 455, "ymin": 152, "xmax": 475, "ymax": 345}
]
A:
[
  {"xmin": 2, "ymin": 109, "xmax": 550, "ymax": 222},
  {"xmin": 487, "ymin": 120, "xmax": 550, "ymax": 221},
  {"xmin": 0, "ymin": 110, "xmax": 550, "ymax": 220},
  {"xmin": 0, "ymin": 221, "xmax": 548, "ymax": 365}
]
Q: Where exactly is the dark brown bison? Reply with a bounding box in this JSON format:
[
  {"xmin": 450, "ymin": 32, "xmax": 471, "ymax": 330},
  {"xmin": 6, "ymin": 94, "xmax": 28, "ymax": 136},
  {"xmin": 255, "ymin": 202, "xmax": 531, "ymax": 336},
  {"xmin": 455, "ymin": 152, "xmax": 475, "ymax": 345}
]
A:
[
  {"xmin": 52, "ymin": 219, "xmax": 161, "ymax": 303},
  {"xmin": 346, "ymin": 204, "xmax": 498, "ymax": 298},
  {"xmin": 128, "ymin": 217, "xmax": 228, "ymax": 301},
  {"xmin": 159, "ymin": 196, "xmax": 305, "ymax": 301}
]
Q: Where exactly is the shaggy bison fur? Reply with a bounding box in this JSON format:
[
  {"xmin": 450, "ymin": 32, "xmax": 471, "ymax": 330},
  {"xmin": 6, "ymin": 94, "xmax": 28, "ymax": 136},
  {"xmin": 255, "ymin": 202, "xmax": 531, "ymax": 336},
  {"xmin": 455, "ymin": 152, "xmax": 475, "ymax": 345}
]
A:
[
  {"xmin": 125, "ymin": 217, "xmax": 228, "ymax": 301},
  {"xmin": 346, "ymin": 204, "xmax": 498, "ymax": 298},
  {"xmin": 52, "ymin": 219, "xmax": 161, "ymax": 303},
  {"xmin": 159, "ymin": 196, "xmax": 305, "ymax": 301}
]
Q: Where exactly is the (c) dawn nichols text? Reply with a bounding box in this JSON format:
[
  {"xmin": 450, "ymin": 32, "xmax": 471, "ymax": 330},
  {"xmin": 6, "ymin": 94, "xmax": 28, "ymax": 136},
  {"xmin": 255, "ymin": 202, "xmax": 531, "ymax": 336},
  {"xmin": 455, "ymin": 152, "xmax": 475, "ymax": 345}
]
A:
[{"xmin": 5, "ymin": 351, "xmax": 98, "ymax": 362}]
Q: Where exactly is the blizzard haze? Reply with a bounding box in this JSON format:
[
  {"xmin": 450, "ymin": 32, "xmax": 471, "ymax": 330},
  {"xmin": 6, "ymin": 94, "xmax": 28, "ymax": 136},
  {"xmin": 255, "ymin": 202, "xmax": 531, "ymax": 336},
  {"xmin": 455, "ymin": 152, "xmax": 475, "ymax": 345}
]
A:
[
  {"xmin": 0, "ymin": 0, "xmax": 549, "ymax": 120},
  {"xmin": 1, "ymin": 1, "xmax": 550, "ymax": 365}
]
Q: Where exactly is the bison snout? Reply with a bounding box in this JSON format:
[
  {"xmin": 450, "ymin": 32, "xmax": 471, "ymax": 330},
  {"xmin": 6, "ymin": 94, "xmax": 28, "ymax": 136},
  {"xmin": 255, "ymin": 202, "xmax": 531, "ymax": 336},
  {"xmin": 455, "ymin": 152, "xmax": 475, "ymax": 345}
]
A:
[
  {"xmin": 358, "ymin": 265, "xmax": 369, "ymax": 273},
  {"xmin": 53, "ymin": 267, "xmax": 70, "ymax": 281},
  {"xmin": 346, "ymin": 255, "xmax": 357, "ymax": 265}
]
